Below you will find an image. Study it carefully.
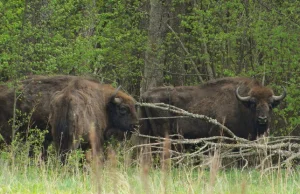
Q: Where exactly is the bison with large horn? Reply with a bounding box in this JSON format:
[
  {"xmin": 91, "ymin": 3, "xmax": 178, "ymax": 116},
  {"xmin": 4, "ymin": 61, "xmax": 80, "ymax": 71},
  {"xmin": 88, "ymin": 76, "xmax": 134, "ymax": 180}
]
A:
[
  {"xmin": 139, "ymin": 77, "xmax": 286, "ymax": 140},
  {"xmin": 49, "ymin": 77, "xmax": 138, "ymax": 160}
]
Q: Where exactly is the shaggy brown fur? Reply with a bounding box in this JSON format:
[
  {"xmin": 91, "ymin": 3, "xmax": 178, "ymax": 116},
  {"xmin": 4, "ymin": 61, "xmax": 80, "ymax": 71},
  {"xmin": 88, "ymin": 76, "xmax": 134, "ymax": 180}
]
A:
[
  {"xmin": 0, "ymin": 75, "xmax": 76, "ymax": 148},
  {"xmin": 140, "ymin": 77, "xmax": 286, "ymax": 140},
  {"xmin": 0, "ymin": 75, "xmax": 137, "ymax": 159},
  {"xmin": 49, "ymin": 78, "xmax": 138, "ymax": 160}
]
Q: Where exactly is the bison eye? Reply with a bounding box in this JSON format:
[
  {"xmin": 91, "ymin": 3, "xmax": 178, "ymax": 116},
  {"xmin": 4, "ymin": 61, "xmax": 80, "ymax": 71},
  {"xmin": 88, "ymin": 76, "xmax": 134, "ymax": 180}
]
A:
[
  {"xmin": 119, "ymin": 107, "xmax": 127, "ymax": 114},
  {"xmin": 249, "ymin": 98, "xmax": 256, "ymax": 105},
  {"xmin": 135, "ymin": 104, "xmax": 139, "ymax": 110},
  {"xmin": 268, "ymin": 103, "xmax": 273, "ymax": 109},
  {"xmin": 250, "ymin": 98, "xmax": 256, "ymax": 103}
]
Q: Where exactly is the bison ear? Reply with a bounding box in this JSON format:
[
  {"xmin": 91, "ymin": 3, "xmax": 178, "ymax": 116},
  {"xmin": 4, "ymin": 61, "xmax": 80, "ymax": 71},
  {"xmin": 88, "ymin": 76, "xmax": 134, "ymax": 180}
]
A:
[
  {"xmin": 271, "ymin": 86, "xmax": 286, "ymax": 108},
  {"xmin": 112, "ymin": 97, "xmax": 122, "ymax": 104},
  {"xmin": 271, "ymin": 100, "xmax": 281, "ymax": 108}
]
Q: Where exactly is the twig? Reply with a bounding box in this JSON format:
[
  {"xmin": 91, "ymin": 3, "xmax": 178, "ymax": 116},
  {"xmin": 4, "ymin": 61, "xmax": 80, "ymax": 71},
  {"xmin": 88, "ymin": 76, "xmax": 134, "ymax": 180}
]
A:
[
  {"xmin": 166, "ymin": 24, "xmax": 204, "ymax": 83},
  {"xmin": 130, "ymin": 132, "xmax": 300, "ymax": 168}
]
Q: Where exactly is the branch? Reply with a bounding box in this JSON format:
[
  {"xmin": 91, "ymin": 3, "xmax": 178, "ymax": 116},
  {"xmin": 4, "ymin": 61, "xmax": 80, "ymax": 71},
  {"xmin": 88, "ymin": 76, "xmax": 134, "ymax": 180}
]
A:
[
  {"xmin": 137, "ymin": 102, "xmax": 242, "ymax": 141},
  {"xmin": 134, "ymin": 102, "xmax": 300, "ymax": 169},
  {"xmin": 166, "ymin": 24, "xmax": 204, "ymax": 83}
]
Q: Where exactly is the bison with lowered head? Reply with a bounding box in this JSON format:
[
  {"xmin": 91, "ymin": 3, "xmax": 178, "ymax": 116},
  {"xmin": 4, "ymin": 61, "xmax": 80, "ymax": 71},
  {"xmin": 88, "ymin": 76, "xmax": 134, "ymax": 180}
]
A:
[
  {"xmin": 139, "ymin": 77, "xmax": 286, "ymax": 140},
  {"xmin": 0, "ymin": 75, "xmax": 138, "ymax": 159},
  {"xmin": 50, "ymin": 77, "xmax": 138, "ymax": 159}
]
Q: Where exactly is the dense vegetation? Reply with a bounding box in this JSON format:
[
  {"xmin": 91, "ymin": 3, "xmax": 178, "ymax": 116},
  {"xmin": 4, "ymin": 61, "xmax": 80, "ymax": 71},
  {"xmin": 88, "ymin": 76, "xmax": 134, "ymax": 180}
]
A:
[
  {"xmin": 1, "ymin": 0, "xmax": 299, "ymax": 135},
  {"xmin": 0, "ymin": 162, "xmax": 299, "ymax": 193},
  {"xmin": 0, "ymin": 1, "xmax": 300, "ymax": 193},
  {"xmin": 1, "ymin": 138, "xmax": 300, "ymax": 194}
]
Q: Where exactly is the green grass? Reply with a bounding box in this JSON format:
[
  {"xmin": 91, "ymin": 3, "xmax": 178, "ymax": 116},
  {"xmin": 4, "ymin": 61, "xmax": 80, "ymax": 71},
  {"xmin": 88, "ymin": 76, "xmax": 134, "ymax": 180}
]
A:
[
  {"xmin": 0, "ymin": 153, "xmax": 300, "ymax": 194},
  {"xmin": 0, "ymin": 132, "xmax": 299, "ymax": 194}
]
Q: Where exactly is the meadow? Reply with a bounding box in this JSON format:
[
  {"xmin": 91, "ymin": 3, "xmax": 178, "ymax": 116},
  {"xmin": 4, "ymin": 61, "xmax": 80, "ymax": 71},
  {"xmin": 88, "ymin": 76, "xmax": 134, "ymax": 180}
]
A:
[{"xmin": 0, "ymin": 142, "xmax": 299, "ymax": 194}]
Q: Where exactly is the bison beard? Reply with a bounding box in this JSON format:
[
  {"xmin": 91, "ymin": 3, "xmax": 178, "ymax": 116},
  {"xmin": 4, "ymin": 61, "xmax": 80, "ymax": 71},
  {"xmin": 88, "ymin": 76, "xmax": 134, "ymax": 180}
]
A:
[
  {"xmin": 139, "ymin": 77, "xmax": 286, "ymax": 141},
  {"xmin": 50, "ymin": 78, "xmax": 138, "ymax": 161}
]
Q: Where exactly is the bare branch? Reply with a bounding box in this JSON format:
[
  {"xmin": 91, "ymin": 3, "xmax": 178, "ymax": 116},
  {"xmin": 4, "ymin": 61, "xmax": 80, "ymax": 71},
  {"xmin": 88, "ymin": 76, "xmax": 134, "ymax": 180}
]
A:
[
  {"xmin": 137, "ymin": 102, "xmax": 245, "ymax": 141},
  {"xmin": 134, "ymin": 102, "xmax": 300, "ymax": 169},
  {"xmin": 166, "ymin": 24, "xmax": 204, "ymax": 83}
]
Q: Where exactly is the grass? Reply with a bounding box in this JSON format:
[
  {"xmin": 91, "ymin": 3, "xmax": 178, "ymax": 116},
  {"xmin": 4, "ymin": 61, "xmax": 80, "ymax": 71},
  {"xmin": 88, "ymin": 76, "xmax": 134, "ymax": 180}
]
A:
[
  {"xmin": 0, "ymin": 129, "xmax": 299, "ymax": 194},
  {"xmin": 0, "ymin": 150, "xmax": 300, "ymax": 194}
]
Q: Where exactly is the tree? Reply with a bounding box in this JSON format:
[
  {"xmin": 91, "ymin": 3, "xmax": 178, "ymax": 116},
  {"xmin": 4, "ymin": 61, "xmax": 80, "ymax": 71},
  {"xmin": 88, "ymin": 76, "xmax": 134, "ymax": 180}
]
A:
[
  {"xmin": 141, "ymin": 0, "xmax": 169, "ymax": 93},
  {"xmin": 0, "ymin": 0, "xmax": 299, "ymax": 134}
]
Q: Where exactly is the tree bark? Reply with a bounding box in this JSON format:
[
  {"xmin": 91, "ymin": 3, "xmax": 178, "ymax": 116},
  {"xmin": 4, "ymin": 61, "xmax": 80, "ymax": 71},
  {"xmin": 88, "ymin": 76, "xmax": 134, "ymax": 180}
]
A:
[
  {"xmin": 141, "ymin": 0, "xmax": 168, "ymax": 94},
  {"xmin": 203, "ymin": 42, "xmax": 214, "ymax": 80}
]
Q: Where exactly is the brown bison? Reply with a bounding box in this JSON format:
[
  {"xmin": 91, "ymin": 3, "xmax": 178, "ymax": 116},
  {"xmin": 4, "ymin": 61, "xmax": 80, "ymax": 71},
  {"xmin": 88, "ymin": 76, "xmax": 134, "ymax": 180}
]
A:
[
  {"xmin": 49, "ymin": 77, "xmax": 138, "ymax": 159},
  {"xmin": 139, "ymin": 77, "xmax": 286, "ymax": 140},
  {"xmin": 0, "ymin": 75, "xmax": 76, "ymax": 149},
  {"xmin": 0, "ymin": 75, "xmax": 138, "ymax": 158}
]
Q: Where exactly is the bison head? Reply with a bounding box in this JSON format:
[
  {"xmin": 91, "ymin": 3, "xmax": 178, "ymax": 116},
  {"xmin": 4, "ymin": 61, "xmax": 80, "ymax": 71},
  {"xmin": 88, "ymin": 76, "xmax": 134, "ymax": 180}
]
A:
[
  {"xmin": 107, "ymin": 87, "xmax": 138, "ymax": 132},
  {"xmin": 236, "ymin": 86, "xmax": 286, "ymax": 135}
]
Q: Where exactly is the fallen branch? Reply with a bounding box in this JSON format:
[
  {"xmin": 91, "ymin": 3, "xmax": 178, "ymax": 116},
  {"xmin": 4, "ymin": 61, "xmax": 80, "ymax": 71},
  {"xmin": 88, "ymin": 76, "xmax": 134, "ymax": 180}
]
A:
[
  {"xmin": 132, "ymin": 102, "xmax": 300, "ymax": 169},
  {"xmin": 129, "ymin": 133, "xmax": 300, "ymax": 169},
  {"xmin": 137, "ymin": 102, "xmax": 241, "ymax": 141}
]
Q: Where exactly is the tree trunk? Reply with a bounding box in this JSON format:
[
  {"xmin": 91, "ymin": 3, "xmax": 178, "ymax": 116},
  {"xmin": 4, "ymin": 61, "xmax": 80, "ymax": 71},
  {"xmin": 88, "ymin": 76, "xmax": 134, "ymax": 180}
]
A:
[
  {"xmin": 141, "ymin": 0, "xmax": 168, "ymax": 94},
  {"xmin": 203, "ymin": 42, "xmax": 214, "ymax": 80},
  {"xmin": 167, "ymin": 1, "xmax": 186, "ymax": 86}
]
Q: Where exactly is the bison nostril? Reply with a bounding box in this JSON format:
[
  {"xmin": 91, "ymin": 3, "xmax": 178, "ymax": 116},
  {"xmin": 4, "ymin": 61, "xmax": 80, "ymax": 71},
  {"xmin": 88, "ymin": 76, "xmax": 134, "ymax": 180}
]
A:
[
  {"xmin": 130, "ymin": 124, "xmax": 139, "ymax": 131},
  {"xmin": 258, "ymin": 116, "xmax": 267, "ymax": 119},
  {"xmin": 258, "ymin": 116, "xmax": 267, "ymax": 123}
]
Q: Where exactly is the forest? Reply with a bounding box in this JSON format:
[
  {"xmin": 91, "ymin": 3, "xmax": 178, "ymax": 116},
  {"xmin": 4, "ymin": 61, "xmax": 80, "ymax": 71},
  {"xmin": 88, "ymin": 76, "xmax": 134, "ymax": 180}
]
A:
[
  {"xmin": 0, "ymin": 0, "xmax": 300, "ymax": 193},
  {"xmin": 1, "ymin": 0, "xmax": 299, "ymax": 134}
]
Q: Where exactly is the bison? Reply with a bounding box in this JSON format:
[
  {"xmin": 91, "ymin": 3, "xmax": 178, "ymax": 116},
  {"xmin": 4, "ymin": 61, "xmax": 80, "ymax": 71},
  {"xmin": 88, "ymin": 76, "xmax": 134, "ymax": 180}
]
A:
[
  {"xmin": 0, "ymin": 75, "xmax": 138, "ymax": 159},
  {"xmin": 0, "ymin": 75, "xmax": 76, "ymax": 149},
  {"xmin": 49, "ymin": 77, "xmax": 138, "ymax": 159},
  {"xmin": 139, "ymin": 77, "xmax": 286, "ymax": 140}
]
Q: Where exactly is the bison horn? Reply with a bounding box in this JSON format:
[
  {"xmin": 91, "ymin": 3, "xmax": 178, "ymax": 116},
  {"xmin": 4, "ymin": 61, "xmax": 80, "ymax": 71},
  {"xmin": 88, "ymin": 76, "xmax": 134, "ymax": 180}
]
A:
[
  {"xmin": 111, "ymin": 86, "xmax": 122, "ymax": 104},
  {"xmin": 113, "ymin": 97, "xmax": 122, "ymax": 104},
  {"xmin": 111, "ymin": 85, "xmax": 122, "ymax": 98},
  {"xmin": 236, "ymin": 86, "xmax": 251, "ymax": 102},
  {"xmin": 272, "ymin": 86, "xmax": 286, "ymax": 101}
]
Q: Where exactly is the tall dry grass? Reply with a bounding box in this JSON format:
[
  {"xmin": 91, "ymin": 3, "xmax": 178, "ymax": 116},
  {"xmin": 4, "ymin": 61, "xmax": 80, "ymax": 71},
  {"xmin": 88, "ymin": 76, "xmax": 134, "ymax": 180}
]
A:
[{"xmin": 0, "ymin": 129, "xmax": 300, "ymax": 194}]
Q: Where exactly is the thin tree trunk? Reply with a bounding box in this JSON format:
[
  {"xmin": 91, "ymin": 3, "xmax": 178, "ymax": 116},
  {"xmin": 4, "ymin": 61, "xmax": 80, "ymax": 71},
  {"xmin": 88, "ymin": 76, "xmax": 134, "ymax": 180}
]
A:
[
  {"xmin": 203, "ymin": 42, "xmax": 214, "ymax": 80},
  {"xmin": 168, "ymin": 1, "xmax": 186, "ymax": 86},
  {"xmin": 141, "ymin": 0, "xmax": 168, "ymax": 93},
  {"xmin": 167, "ymin": 24, "xmax": 204, "ymax": 84}
]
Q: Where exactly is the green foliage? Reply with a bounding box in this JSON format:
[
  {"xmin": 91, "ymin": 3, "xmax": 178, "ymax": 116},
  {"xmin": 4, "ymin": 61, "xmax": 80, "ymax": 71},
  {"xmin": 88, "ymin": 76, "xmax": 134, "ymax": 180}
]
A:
[
  {"xmin": 177, "ymin": 0, "xmax": 300, "ymax": 134},
  {"xmin": 0, "ymin": 0, "xmax": 299, "ymax": 134},
  {"xmin": 9, "ymin": 127, "xmax": 48, "ymax": 167},
  {"xmin": 0, "ymin": 0, "xmax": 146, "ymax": 94}
]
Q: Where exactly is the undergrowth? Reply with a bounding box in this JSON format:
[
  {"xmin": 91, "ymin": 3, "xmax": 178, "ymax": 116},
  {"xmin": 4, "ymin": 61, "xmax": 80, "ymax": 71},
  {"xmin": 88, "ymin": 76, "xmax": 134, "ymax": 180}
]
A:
[{"xmin": 0, "ymin": 130, "xmax": 299, "ymax": 194}]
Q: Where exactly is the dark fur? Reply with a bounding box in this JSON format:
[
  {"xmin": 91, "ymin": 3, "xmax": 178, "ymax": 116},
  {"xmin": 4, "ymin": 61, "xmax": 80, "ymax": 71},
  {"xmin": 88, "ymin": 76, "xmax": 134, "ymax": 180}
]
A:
[
  {"xmin": 50, "ymin": 78, "xmax": 138, "ymax": 158},
  {"xmin": 0, "ymin": 75, "xmax": 137, "ymax": 158},
  {"xmin": 0, "ymin": 75, "xmax": 77, "ymax": 148},
  {"xmin": 140, "ymin": 77, "xmax": 286, "ymax": 140}
]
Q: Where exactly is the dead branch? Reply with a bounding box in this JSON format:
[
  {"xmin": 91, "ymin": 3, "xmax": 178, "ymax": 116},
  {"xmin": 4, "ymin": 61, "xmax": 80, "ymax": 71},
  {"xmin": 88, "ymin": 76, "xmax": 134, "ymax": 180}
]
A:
[
  {"xmin": 133, "ymin": 102, "xmax": 300, "ymax": 169},
  {"xmin": 137, "ymin": 102, "xmax": 244, "ymax": 141},
  {"xmin": 130, "ymin": 132, "xmax": 300, "ymax": 168}
]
